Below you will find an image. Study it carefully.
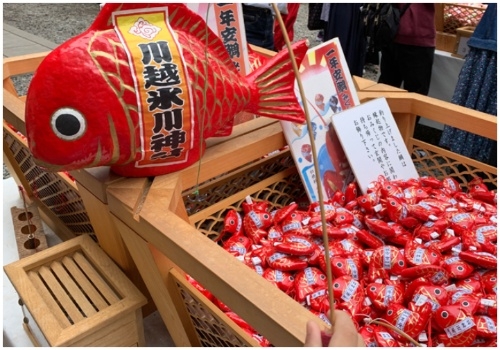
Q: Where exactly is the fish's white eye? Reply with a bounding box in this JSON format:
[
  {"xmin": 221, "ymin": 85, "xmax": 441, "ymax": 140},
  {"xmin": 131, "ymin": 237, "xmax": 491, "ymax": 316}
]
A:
[{"xmin": 51, "ymin": 108, "xmax": 86, "ymax": 141}]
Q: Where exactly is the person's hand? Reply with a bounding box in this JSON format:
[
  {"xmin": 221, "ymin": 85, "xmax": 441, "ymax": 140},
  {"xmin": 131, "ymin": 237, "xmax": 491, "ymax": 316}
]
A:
[{"xmin": 304, "ymin": 310, "xmax": 365, "ymax": 347}]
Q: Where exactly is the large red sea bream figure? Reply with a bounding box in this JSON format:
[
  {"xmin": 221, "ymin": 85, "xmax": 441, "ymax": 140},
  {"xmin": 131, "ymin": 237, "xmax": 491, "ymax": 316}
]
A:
[{"xmin": 25, "ymin": 3, "xmax": 307, "ymax": 177}]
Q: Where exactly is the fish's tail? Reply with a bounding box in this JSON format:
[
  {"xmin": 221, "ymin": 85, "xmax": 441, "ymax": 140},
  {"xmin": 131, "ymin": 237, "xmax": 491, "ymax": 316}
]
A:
[{"xmin": 247, "ymin": 40, "xmax": 309, "ymax": 124}]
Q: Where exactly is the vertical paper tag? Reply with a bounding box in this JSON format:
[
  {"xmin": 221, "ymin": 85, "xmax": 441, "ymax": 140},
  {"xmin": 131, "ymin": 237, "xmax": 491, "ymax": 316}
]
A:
[
  {"xmin": 323, "ymin": 43, "xmax": 356, "ymax": 110},
  {"xmin": 113, "ymin": 8, "xmax": 194, "ymax": 168},
  {"xmin": 213, "ymin": 3, "xmax": 249, "ymax": 75}
]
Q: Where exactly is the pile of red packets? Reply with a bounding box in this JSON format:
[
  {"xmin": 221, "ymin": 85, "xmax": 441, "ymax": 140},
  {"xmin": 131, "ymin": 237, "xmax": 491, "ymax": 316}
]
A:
[{"xmin": 187, "ymin": 175, "xmax": 497, "ymax": 347}]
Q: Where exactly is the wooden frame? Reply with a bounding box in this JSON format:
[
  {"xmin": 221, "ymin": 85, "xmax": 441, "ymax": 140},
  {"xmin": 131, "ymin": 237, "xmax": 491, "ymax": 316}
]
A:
[
  {"xmin": 4, "ymin": 48, "xmax": 497, "ymax": 347},
  {"xmin": 4, "ymin": 234, "xmax": 147, "ymax": 346},
  {"xmin": 106, "ymin": 86, "xmax": 495, "ymax": 346}
]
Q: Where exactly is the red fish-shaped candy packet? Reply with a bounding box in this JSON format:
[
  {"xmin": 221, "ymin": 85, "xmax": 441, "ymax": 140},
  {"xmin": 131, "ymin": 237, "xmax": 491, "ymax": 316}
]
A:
[
  {"xmin": 410, "ymin": 284, "xmax": 450, "ymax": 314},
  {"xmin": 274, "ymin": 234, "xmax": 317, "ymax": 256},
  {"xmin": 371, "ymin": 245, "xmax": 406, "ymax": 275},
  {"xmin": 404, "ymin": 240, "xmax": 443, "ymax": 266},
  {"xmin": 366, "ymin": 282, "xmax": 405, "ymax": 311},
  {"xmin": 382, "ymin": 302, "xmax": 431, "ymax": 342},
  {"xmin": 221, "ymin": 209, "xmax": 244, "ymax": 237},
  {"xmin": 266, "ymin": 251, "xmax": 308, "ymax": 272},
  {"xmin": 305, "ymin": 287, "xmax": 331, "ymax": 313},
  {"xmin": 223, "ymin": 234, "xmax": 252, "ymax": 257},
  {"xmin": 434, "ymin": 305, "xmax": 477, "ymax": 347},
  {"xmin": 372, "ymin": 324, "xmax": 402, "ymax": 347},
  {"xmin": 399, "ymin": 265, "xmax": 449, "ymax": 285},
  {"xmin": 442, "ymin": 255, "xmax": 475, "ymax": 279},
  {"xmin": 474, "ymin": 315, "xmax": 497, "ymax": 339},
  {"xmin": 272, "ymin": 203, "xmax": 298, "ymax": 224},
  {"xmin": 294, "ymin": 267, "xmax": 327, "ymax": 303},
  {"xmin": 468, "ymin": 177, "xmax": 497, "ymax": 205},
  {"xmin": 480, "ymin": 270, "xmax": 497, "ymax": 294},
  {"xmin": 262, "ymin": 268, "xmax": 295, "ymax": 295}
]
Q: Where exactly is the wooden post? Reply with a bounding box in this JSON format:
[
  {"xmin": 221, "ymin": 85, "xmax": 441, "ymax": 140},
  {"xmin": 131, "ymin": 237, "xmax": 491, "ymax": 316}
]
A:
[
  {"xmin": 72, "ymin": 171, "xmax": 157, "ymax": 316},
  {"xmin": 435, "ymin": 3, "xmax": 444, "ymax": 32}
]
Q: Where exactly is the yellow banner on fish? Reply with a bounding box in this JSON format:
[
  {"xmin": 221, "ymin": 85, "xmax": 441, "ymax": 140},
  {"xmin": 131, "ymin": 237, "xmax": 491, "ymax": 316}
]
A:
[{"xmin": 113, "ymin": 8, "xmax": 194, "ymax": 168}]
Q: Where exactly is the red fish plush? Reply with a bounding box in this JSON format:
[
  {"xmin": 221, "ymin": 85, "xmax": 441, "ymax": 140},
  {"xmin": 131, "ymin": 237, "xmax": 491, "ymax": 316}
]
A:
[
  {"xmin": 434, "ymin": 305, "xmax": 477, "ymax": 346},
  {"xmin": 366, "ymin": 282, "xmax": 405, "ymax": 311},
  {"xmin": 382, "ymin": 302, "xmax": 431, "ymax": 342},
  {"xmin": 25, "ymin": 3, "xmax": 307, "ymax": 177}
]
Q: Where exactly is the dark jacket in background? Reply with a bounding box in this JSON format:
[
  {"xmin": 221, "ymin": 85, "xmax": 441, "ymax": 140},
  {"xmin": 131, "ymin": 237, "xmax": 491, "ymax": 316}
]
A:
[
  {"xmin": 394, "ymin": 3, "xmax": 436, "ymax": 47},
  {"xmin": 468, "ymin": 3, "xmax": 497, "ymax": 52},
  {"xmin": 323, "ymin": 3, "xmax": 366, "ymax": 77}
]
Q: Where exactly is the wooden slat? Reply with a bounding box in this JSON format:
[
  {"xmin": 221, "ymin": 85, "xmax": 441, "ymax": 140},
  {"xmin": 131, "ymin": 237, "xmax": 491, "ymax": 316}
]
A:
[
  {"xmin": 75, "ymin": 185, "xmax": 135, "ymax": 273},
  {"xmin": 435, "ymin": 3, "xmax": 444, "ymax": 31},
  {"xmin": 410, "ymin": 94, "xmax": 497, "ymax": 141},
  {"xmin": 188, "ymin": 167, "xmax": 296, "ymax": 224},
  {"xmin": 178, "ymin": 121, "xmax": 287, "ymax": 190},
  {"xmin": 169, "ymin": 268, "xmax": 259, "ymax": 346},
  {"xmin": 27, "ymin": 270, "xmax": 71, "ymax": 328},
  {"xmin": 50, "ymin": 260, "xmax": 98, "ymax": 318},
  {"xmin": 357, "ymin": 92, "xmax": 497, "ymax": 141},
  {"xmin": 436, "ymin": 32, "xmax": 458, "ymax": 53},
  {"xmin": 37, "ymin": 265, "xmax": 85, "ymax": 324},
  {"xmin": 68, "ymin": 312, "xmax": 139, "ymax": 347},
  {"xmin": 112, "ymin": 217, "xmax": 193, "ymax": 346},
  {"xmin": 71, "ymin": 167, "xmax": 125, "ymax": 204},
  {"xmin": 352, "ymin": 75, "xmax": 378, "ymax": 91},
  {"xmin": 61, "ymin": 256, "xmax": 110, "ymax": 311},
  {"xmin": 72, "ymin": 252, "xmax": 121, "ymax": 305},
  {"xmin": 32, "ymin": 196, "xmax": 77, "ymax": 242},
  {"xmin": 205, "ymin": 117, "xmax": 279, "ymax": 148},
  {"xmin": 3, "ymin": 88, "xmax": 27, "ymax": 136},
  {"xmin": 3, "ymin": 51, "xmax": 50, "ymax": 78}
]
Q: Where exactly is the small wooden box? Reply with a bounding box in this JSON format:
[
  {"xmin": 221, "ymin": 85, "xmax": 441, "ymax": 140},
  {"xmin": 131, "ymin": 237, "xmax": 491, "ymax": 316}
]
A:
[
  {"xmin": 4, "ymin": 234, "xmax": 147, "ymax": 347},
  {"xmin": 453, "ymin": 26, "xmax": 476, "ymax": 58}
]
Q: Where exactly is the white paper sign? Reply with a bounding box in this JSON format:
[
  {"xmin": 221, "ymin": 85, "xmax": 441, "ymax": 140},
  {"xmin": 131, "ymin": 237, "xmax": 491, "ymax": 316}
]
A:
[{"xmin": 331, "ymin": 97, "xmax": 419, "ymax": 193}]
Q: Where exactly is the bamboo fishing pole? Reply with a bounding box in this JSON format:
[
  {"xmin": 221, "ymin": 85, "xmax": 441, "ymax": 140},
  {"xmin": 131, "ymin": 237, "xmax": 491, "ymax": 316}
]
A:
[{"xmin": 272, "ymin": 2, "xmax": 337, "ymax": 335}]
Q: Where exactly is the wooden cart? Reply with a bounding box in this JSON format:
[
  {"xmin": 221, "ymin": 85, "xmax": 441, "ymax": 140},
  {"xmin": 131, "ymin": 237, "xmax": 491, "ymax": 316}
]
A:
[{"xmin": 3, "ymin": 50, "xmax": 497, "ymax": 346}]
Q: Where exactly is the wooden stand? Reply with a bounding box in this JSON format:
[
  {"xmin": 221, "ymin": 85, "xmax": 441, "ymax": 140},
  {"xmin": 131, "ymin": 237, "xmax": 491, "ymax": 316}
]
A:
[
  {"xmin": 3, "ymin": 49, "xmax": 497, "ymax": 347},
  {"xmin": 10, "ymin": 204, "xmax": 48, "ymax": 258},
  {"xmin": 3, "ymin": 234, "xmax": 147, "ymax": 347}
]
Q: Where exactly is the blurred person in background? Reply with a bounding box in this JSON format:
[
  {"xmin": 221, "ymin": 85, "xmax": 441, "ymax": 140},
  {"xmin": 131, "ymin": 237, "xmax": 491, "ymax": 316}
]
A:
[
  {"xmin": 439, "ymin": 3, "xmax": 497, "ymax": 166},
  {"xmin": 321, "ymin": 3, "xmax": 367, "ymax": 77},
  {"xmin": 378, "ymin": 4, "xmax": 436, "ymax": 96},
  {"xmin": 273, "ymin": 3, "xmax": 300, "ymax": 51},
  {"xmin": 242, "ymin": 3, "xmax": 287, "ymax": 51}
]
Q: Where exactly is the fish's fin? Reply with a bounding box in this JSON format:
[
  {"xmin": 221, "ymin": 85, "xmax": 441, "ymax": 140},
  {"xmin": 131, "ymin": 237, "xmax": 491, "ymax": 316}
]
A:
[
  {"xmin": 246, "ymin": 41, "xmax": 308, "ymax": 124},
  {"xmin": 168, "ymin": 5, "xmax": 234, "ymax": 69},
  {"xmin": 93, "ymin": 3, "xmax": 234, "ymax": 70}
]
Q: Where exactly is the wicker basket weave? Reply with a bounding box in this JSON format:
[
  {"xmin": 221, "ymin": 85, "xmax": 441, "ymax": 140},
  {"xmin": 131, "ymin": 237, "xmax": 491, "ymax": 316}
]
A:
[{"xmin": 4, "ymin": 124, "xmax": 95, "ymax": 240}]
